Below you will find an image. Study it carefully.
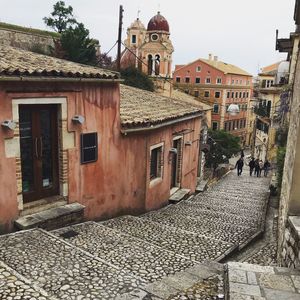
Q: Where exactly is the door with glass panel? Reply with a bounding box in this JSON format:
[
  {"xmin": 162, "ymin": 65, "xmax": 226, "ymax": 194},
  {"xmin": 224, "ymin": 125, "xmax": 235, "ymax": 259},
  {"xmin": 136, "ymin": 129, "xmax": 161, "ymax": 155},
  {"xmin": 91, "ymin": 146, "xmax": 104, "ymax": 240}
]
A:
[{"xmin": 19, "ymin": 105, "xmax": 59, "ymax": 202}]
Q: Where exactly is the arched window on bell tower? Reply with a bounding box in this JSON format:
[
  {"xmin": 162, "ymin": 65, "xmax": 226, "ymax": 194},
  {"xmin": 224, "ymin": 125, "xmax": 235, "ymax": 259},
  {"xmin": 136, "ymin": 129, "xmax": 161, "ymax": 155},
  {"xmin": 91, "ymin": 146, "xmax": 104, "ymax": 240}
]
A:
[
  {"xmin": 148, "ymin": 54, "xmax": 153, "ymax": 75},
  {"xmin": 155, "ymin": 54, "xmax": 160, "ymax": 75}
]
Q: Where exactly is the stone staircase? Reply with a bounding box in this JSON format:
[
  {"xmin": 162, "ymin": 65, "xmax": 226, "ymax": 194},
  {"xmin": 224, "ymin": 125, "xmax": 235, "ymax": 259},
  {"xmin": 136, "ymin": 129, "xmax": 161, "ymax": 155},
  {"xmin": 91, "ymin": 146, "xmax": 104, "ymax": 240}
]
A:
[
  {"xmin": 0, "ymin": 171, "xmax": 274, "ymax": 299},
  {"xmin": 225, "ymin": 261, "xmax": 300, "ymax": 299}
]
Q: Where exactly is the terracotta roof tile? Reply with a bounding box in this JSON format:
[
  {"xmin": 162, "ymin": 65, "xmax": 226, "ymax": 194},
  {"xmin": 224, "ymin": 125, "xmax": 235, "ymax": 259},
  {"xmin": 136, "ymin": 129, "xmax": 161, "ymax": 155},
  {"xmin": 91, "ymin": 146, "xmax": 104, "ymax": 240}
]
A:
[
  {"xmin": 0, "ymin": 45, "xmax": 119, "ymax": 79},
  {"xmin": 120, "ymin": 85, "xmax": 202, "ymax": 129}
]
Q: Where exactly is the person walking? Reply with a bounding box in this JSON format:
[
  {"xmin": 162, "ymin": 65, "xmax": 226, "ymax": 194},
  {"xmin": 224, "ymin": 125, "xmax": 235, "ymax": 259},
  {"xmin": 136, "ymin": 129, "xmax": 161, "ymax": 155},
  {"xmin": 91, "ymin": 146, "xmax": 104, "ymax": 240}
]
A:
[
  {"xmin": 249, "ymin": 157, "xmax": 255, "ymax": 176},
  {"xmin": 259, "ymin": 160, "xmax": 264, "ymax": 177},
  {"xmin": 254, "ymin": 159, "xmax": 260, "ymax": 177},
  {"xmin": 235, "ymin": 157, "xmax": 244, "ymax": 176},
  {"xmin": 264, "ymin": 159, "xmax": 271, "ymax": 177}
]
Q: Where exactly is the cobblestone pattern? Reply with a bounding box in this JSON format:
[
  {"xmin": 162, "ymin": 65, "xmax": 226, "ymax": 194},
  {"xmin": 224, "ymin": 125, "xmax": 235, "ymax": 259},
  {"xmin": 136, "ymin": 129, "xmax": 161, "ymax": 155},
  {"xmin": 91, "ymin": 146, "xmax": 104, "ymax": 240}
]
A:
[
  {"xmin": 281, "ymin": 217, "xmax": 300, "ymax": 269},
  {"xmin": 244, "ymin": 242, "xmax": 278, "ymax": 267},
  {"xmin": 54, "ymin": 222, "xmax": 195, "ymax": 283},
  {"xmin": 0, "ymin": 261, "xmax": 56, "ymax": 300},
  {"xmin": 155, "ymin": 204, "xmax": 258, "ymax": 230},
  {"xmin": 227, "ymin": 261, "xmax": 300, "ymax": 299},
  {"xmin": 0, "ymin": 229, "xmax": 143, "ymax": 299},
  {"xmin": 167, "ymin": 275, "xmax": 223, "ymax": 300},
  {"xmin": 102, "ymin": 216, "xmax": 235, "ymax": 262},
  {"xmin": 143, "ymin": 211, "xmax": 256, "ymax": 246},
  {"xmin": 187, "ymin": 192, "xmax": 265, "ymax": 217}
]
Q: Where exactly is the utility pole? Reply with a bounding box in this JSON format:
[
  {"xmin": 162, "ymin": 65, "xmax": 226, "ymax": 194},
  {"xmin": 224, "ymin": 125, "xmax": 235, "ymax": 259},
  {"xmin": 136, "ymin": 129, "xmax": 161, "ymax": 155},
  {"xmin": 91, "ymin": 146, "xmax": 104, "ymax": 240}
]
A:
[{"xmin": 117, "ymin": 5, "xmax": 124, "ymax": 72}]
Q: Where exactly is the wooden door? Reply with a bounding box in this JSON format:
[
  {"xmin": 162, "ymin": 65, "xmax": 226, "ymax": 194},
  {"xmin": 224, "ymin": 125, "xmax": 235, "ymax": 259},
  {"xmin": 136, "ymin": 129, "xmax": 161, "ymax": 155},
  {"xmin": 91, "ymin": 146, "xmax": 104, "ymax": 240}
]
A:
[
  {"xmin": 19, "ymin": 105, "xmax": 59, "ymax": 203},
  {"xmin": 170, "ymin": 138, "xmax": 182, "ymax": 188}
]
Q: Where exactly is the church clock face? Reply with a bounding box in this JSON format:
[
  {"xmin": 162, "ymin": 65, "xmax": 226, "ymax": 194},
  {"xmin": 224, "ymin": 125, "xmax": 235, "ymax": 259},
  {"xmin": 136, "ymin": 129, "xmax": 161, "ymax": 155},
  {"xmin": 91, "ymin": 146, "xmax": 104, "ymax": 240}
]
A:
[{"xmin": 151, "ymin": 34, "xmax": 159, "ymax": 41}]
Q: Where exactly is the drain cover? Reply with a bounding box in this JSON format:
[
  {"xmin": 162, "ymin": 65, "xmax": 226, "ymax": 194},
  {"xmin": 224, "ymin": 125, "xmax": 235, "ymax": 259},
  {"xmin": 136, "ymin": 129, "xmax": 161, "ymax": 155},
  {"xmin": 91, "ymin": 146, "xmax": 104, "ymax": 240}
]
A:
[{"xmin": 60, "ymin": 229, "xmax": 79, "ymax": 239}]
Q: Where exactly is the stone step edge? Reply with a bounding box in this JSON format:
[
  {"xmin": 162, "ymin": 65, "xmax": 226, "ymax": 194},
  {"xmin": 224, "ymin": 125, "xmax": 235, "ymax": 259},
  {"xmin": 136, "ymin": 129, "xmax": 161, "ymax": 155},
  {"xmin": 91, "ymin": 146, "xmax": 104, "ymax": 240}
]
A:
[
  {"xmin": 55, "ymin": 220, "xmax": 236, "ymax": 265},
  {"xmin": 126, "ymin": 215, "xmax": 239, "ymax": 261},
  {"xmin": 0, "ymin": 260, "xmax": 59, "ymax": 300},
  {"xmin": 169, "ymin": 188, "xmax": 191, "ymax": 204},
  {"xmin": 15, "ymin": 202, "xmax": 85, "ymax": 230},
  {"xmin": 126, "ymin": 262, "xmax": 225, "ymax": 299},
  {"xmin": 37, "ymin": 228, "xmax": 147, "ymax": 286},
  {"xmin": 161, "ymin": 203, "xmax": 262, "ymax": 230}
]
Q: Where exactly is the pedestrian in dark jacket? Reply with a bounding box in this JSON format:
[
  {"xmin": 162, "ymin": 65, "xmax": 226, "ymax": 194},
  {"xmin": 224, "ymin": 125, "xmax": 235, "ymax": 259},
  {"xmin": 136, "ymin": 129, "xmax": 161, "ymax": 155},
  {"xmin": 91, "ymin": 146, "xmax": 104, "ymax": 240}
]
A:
[
  {"xmin": 249, "ymin": 157, "xmax": 255, "ymax": 176},
  {"xmin": 254, "ymin": 159, "xmax": 260, "ymax": 177},
  {"xmin": 235, "ymin": 158, "xmax": 244, "ymax": 176},
  {"xmin": 264, "ymin": 160, "xmax": 271, "ymax": 177}
]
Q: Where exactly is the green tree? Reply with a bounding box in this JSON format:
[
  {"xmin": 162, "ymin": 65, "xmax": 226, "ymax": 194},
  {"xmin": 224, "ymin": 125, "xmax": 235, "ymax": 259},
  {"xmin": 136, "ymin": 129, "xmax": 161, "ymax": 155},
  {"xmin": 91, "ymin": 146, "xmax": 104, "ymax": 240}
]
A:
[
  {"xmin": 121, "ymin": 67, "xmax": 154, "ymax": 92},
  {"xmin": 205, "ymin": 129, "xmax": 241, "ymax": 169},
  {"xmin": 43, "ymin": 1, "xmax": 77, "ymax": 33},
  {"xmin": 60, "ymin": 23, "xmax": 98, "ymax": 65}
]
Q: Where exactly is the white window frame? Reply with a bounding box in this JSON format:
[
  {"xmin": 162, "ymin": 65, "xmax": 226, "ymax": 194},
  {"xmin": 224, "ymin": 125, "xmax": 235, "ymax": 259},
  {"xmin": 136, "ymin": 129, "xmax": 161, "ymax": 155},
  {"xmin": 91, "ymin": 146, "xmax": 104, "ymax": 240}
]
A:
[{"xmin": 149, "ymin": 142, "xmax": 164, "ymax": 185}]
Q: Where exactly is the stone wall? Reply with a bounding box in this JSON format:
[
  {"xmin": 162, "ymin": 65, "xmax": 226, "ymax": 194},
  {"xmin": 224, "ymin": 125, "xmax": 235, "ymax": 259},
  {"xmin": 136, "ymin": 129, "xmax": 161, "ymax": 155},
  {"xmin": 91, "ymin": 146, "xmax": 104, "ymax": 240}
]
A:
[
  {"xmin": 278, "ymin": 49, "xmax": 300, "ymax": 264},
  {"xmin": 281, "ymin": 216, "xmax": 300, "ymax": 268},
  {"xmin": 0, "ymin": 24, "xmax": 56, "ymax": 54}
]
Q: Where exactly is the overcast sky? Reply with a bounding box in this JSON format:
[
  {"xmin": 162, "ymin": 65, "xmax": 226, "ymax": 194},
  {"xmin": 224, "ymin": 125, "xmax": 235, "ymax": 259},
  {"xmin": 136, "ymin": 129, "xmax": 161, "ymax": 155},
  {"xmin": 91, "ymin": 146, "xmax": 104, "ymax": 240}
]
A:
[{"xmin": 0, "ymin": 0, "xmax": 295, "ymax": 75}]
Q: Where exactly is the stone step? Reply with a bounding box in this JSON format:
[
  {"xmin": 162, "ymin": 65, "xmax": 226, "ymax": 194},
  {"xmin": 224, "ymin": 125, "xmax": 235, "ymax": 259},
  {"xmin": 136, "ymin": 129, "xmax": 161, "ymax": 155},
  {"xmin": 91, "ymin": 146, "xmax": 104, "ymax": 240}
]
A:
[
  {"xmin": 53, "ymin": 222, "xmax": 195, "ymax": 283},
  {"xmin": 185, "ymin": 197, "xmax": 264, "ymax": 220},
  {"xmin": 142, "ymin": 210, "xmax": 258, "ymax": 247},
  {"xmin": 226, "ymin": 261, "xmax": 300, "ymax": 300},
  {"xmin": 20, "ymin": 195, "xmax": 67, "ymax": 217},
  {"xmin": 0, "ymin": 229, "xmax": 144, "ymax": 299},
  {"xmin": 0, "ymin": 260, "xmax": 58, "ymax": 300},
  {"xmin": 102, "ymin": 216, "xmax": 236, "ymax": 263},
  {"xmin": 138, "ymin": 262, "xmax": 225, "ymax": 300},
  {"xmin": 162, "ymin": 203, "xmax": 260, "ymax": 229},
  {"xmin": 15, "ymin": 202, "xmax": 85, "ymax": 230},
  {"xmin": 169, "ymin": 188, "xmax": 191, "ymax": 204},
  {"xmin": 195, "ymin": 179, "xmax": 208, "ymax": 193}
]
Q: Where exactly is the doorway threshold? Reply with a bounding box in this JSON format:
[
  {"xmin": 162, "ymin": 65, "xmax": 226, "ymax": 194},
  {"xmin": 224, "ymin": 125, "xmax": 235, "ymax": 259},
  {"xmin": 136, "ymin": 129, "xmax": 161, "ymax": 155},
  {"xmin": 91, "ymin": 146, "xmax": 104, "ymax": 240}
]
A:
[
  {"xmin": 170, "ymin": 187, "xmax": 180, "ymax": 196},
  {"xmin": 20, "ymin": 195, "xmax": 67, "ymax": 217}
]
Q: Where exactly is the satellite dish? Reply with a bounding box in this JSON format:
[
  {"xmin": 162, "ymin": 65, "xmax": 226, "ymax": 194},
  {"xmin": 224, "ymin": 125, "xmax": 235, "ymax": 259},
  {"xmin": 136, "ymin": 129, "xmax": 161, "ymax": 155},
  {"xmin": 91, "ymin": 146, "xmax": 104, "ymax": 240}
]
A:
[{"xmin": 227, "ymin": 104, "xmax": 240, "ymax": 116}]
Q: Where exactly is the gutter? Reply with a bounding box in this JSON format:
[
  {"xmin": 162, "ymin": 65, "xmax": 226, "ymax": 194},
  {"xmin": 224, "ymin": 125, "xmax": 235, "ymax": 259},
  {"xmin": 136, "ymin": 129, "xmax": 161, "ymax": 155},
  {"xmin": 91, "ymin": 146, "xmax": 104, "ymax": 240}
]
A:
[
  {"xmin": 0, "ymin": 76, "xmax": 123, "ymax": 83},
  {"xmin": 121, "ymin": 112, "xmax": 203, "ymax": 134}
]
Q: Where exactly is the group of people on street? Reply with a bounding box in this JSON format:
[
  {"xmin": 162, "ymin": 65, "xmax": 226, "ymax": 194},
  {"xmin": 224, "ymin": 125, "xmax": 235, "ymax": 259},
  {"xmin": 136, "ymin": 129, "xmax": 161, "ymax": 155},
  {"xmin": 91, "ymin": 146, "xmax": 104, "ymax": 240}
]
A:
[{"xmin": 235, "ymin": 155, "xmax": 271, "ymax": 177}]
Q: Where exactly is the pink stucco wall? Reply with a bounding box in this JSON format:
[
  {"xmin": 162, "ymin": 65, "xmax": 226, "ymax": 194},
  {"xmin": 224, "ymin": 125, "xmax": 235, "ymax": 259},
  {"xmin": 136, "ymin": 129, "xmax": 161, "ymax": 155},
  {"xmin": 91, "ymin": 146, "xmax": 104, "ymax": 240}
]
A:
[{"xmin": 0, "ymin": 81, "xmax": 201, "ymax": 232}]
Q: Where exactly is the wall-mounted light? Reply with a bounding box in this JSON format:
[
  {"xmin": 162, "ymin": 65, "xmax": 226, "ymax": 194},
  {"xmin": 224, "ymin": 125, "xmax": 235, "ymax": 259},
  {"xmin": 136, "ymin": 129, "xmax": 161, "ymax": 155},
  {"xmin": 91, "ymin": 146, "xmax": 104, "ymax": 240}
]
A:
[
  {"xmin": 1, "ymin": 120, "xmax": 16, "ymax": 131},
  {"xmin": 72, "ymin": 115, "xmax": 85, "ymax": 125},
  {"xmin": 185, "ymin": 141, "xmax": 192, "ymax": 146},
  {"xmin": 169, "ymin": 148, "xmax": 178, "ymax": 154}
]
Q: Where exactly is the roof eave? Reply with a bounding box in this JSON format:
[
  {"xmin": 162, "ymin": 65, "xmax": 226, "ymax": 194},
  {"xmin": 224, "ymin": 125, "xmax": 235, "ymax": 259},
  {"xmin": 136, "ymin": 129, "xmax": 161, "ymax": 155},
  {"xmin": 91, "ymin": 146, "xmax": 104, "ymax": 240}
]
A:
[
  {"xmin": 121, "ymin": 112, "xmax": 203, "ymax": 134},
  {"xmin": 0, "ymin": 76, "xmax": 123, "ymax": 83}
]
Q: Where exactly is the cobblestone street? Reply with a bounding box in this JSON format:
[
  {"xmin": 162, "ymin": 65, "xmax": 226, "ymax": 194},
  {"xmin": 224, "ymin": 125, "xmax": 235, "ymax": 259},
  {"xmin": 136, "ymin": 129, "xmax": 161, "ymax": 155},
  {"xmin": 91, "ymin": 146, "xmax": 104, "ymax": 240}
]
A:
[{"xmin": 0, "ymin": 170, "xmax": 272, "ymax": 299}]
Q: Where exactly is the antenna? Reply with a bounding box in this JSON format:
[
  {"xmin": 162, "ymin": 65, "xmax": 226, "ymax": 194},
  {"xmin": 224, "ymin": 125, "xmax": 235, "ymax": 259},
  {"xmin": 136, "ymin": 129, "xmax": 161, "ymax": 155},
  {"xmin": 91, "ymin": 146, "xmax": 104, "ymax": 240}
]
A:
[
  {"xmin": 158, "ymin": 3, "xmax": 161, "ymax": 12},
  {"xmin": 137, "ymin": 9, "xmax": 141, "ymax": 19}
]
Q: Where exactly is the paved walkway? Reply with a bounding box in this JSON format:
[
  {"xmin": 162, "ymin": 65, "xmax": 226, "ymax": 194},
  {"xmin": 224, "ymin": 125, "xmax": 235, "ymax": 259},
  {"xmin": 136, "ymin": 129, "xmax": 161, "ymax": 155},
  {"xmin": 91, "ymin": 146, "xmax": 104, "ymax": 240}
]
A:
[{"xmin": 0, "ymin": 170, "xmax": 272, "ymax": 299}]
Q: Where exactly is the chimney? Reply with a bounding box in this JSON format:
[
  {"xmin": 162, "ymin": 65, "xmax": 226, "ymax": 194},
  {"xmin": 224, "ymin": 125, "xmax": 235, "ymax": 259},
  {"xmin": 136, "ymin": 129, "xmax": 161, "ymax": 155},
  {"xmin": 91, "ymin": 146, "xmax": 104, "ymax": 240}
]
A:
[
  {"xmin": 214, "ymin": 56, "xmax": 218, "ymax": 61},
  {"xmin": 208, "ymin": 53, "xmax": 213, "ymax": 60}
]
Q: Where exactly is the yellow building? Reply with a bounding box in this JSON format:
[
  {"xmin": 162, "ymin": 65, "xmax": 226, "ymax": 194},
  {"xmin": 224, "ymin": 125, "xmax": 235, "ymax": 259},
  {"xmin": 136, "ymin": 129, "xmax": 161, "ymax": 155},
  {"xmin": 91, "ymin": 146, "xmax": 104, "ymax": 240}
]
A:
[{"xmin": 252, "ymin": 61, "xmax": 289, "ymax": 162}]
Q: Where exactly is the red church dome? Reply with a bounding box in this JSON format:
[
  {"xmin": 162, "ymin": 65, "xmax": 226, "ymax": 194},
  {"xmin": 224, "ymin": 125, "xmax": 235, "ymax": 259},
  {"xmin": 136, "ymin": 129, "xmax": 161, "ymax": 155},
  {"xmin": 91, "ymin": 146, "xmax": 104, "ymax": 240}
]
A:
[{"xmin": 147, "ymin": 12, "xmax": 170, "ymax": 32}]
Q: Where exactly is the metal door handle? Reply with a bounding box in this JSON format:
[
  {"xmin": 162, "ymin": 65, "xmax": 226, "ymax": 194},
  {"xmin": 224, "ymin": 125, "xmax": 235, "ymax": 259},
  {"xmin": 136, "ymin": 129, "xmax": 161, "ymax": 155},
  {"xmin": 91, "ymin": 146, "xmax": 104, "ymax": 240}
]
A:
[
  {"xmin": 34, "ymin": 137, "xmax": 38, "ymax": 158},
  {"xmin": 39, "ymin": 137, "xmax": 43, "ymax": 159}
]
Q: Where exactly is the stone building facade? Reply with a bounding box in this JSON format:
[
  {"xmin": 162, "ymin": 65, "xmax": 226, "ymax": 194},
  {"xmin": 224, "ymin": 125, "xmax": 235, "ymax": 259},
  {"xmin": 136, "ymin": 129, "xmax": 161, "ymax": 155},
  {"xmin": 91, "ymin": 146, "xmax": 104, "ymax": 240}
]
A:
[
  {"xmin": 0, "ymin": 22, "xmax": 56, "ymax": 54},
  {"xmin": 278, "ymin": 0, "xmax": 300, "ymax": 268}
]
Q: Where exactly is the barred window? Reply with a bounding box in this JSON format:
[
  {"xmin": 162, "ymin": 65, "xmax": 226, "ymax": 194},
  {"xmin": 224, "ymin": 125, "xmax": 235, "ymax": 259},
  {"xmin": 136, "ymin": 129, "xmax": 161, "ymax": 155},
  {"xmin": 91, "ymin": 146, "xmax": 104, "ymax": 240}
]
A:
[{"xmin": 150, "ymin": 145, "xmax": 163, "ymax": 180}]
